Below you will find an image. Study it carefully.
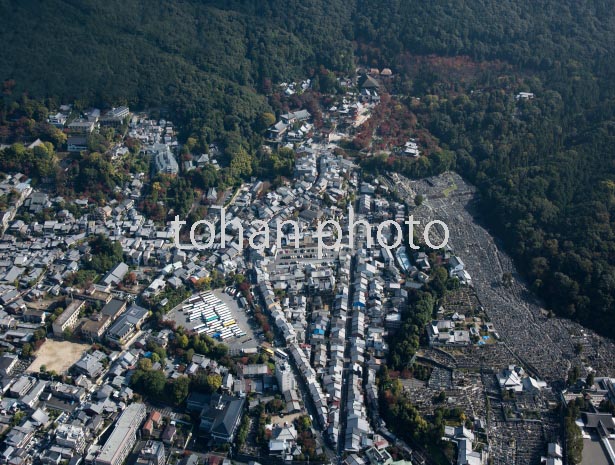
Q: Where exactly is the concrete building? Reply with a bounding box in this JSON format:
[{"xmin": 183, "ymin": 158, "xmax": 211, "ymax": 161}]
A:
[
  {"xmin": 95, "ymin": 403, "xmax": 146, "ymax": 465},
  {"xmin": 0, "ymin": 353, "xmax": 18, "ymax": 376},
  {"xmin": 53, "ymin": 299, "xmax": 85, "ymax": 336},
  {"xmin": 276, "ymin": 360, "xmax": 296, "ymax": 392},
  {"xmin": 106, "ymin": 304, "xmax": 149, "ymax": 347},
  {"xmin": 56, "ymin": 424, "xmax": 86, "ymax": 452},
  {"xmin": 150, "ymin": 144, "xmax": 179, "ymax": 175},
  {"xmin": 199, "ymin": 394, "xmax": 245, "ymax": 443},
  {"xmin": 101, "ymin": 299, "xmax": 127, "ymax": 322},
  {"xmin": 136, "ymin": 440, "xmax": 165, "ymax": 465},
  {"xmin": 80, "ymin": 314, "xmax": 111, "ymax": 341},
  {"xmin": 67, "ymin": 119, "xmax": 96, "ymax": 135},
  {"xmin": 100, "ymin": 107, "xmax": 130, "ymax": 126}
]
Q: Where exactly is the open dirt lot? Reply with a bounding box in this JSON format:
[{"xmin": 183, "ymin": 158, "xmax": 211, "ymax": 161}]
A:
[{"xmin": 27, "ymin": 339, "xmax": 91, "ymax": 374}]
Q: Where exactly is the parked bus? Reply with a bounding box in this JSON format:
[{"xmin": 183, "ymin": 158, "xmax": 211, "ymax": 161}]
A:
[{"xmin": 262, "ymin": 347, "xmax": 275, "ymax": 357}]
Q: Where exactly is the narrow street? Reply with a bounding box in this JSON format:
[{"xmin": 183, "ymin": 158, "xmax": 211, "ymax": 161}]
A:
[{"xmin": 337, "ymin": 182, "xmax": 362, "ymax": 460}]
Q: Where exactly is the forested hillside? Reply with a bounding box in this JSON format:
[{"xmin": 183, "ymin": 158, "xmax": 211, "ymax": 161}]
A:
[
  {"xmin": 0, "ymin": 0, "xmax": 353, "ymax": 140},
  {"xmin": 3, "ymin": 0, "xmax": 615, "ymax": 337}
]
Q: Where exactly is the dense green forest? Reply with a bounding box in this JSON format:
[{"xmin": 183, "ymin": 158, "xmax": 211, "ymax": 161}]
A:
[
  {"xmin": 0, "ymin": 0, "xmax": 354, "ymax": 141},
  {"xmin": 2, "ymin": 0, "xmax": 615, "ymax": 337}
]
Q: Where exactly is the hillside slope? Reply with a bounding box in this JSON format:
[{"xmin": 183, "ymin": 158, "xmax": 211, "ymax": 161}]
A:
[{"xmin": 3, "ymin": 0, "xmax": 615, "ymax": 338}]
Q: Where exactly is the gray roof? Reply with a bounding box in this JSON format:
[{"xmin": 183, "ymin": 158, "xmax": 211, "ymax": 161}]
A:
[
  {"xmin": 107, "ymin": 304, "xmax": 148, "ymax": 341},
  {"xmin": 151, "ymin": 144, "xmax": 179, "ymax": 175},
  {"xmin": 204, "ymin": 395, "xmax": 245, "ymax": 440},
  {"xmin": 74, "ymin": 353, "xmax": 103, "ymax": 378},
  {"xmin": 54, "ymin": 299, "xmax": 85, "ymax": 328},
  {"xmin": 97, "ymin": 403, "xmax": 146, "ymax": 465},
  {"xmin": 101, "ymin": 299, "xmax": 125, "ymax": 318},
  {"xmin": 102, "ymin": 263, "xmax": 129, "ymax": 286}
]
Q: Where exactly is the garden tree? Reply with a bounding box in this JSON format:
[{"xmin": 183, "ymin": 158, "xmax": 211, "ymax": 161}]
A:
[
  {"xmin": 87, "ymin": 132, "xmax": 110, "ymax": 153},
  {"xmin": 49, "ymin": 307, "xmax": 64, "ymax": 323},
  {"xmin": 296, "ymin": 415, "xmax": 311, "ymax": 432},
  {"xmin": 21, "ymin": 343, "xmax": 33, "ymax": 357},
  {"xmin": 167, "ymin": 177, "xmax": 196, "ymax": 217},
  {"xmin": 312, "ymin": 68, "xmax": 338, "ymax": 94},
  {"xmin": 86, "ymin": 234, "xmax": 124, "ymax": 274},
  {"xmin": 176, "ymin": 333, "xmax": 189, "ymax": 349},
  {"xmin": 12, "ymin": 411, "xmax": 26, "ymax": 426},
  {"xmin": 131, "ymin": 368, "xmax": 167, "ymax": 399},
  {"xmin": 185, "ymin": 137, "xmax": 197, "ymax": 152},
  {"xmin": 138, "ymin": 358, "xmax": 153, "ymax": 371},
  {"xmin": 169, "ymin": 376, "xmax": 190, "ymax": 406},
  {"xmin": 72, "ymin": 151, "xmax": 121, "ymax": 194},
  {"xmin": 586, "ymin": 372, "xmax": 595, "ymax": 387},
  {"xmin": 233, "ymin": 274, "xmax": 246, "ymax": 285},
  {"xmin": 125, "ymin": 272, "xmax": 137, "ymax": 285},
  {"xmin": 194, "ymin": 165, "xmax": 220, "ymax": 189},
  {"xmin": 266, "ymin": 397, "xmax": 285, "ymax": 413},
  {"xmin": 211, "ymin": 343, "xmax": 228, "ymax": 359},
  {"xmin": 151, "ymin": 352, "xmax": 161, "ymax": 364},
  {"xmin": 566, "ymin": 401, "xmax": 584, "ymax": 464},
  {"xmin": 0, "ymin": 142, "xmax": 58, "ymax": 183},
  {"xmin": 228, "ymin": 146, "xmax": 253, "ymax": 180},
  {"xmin": 46, "ymin": 125, "xmax": 68, "ymax": 149},
  {"xmin": 191, "ymin": 373, "xmax": 222, "ymax": 394},
  {"xmin": 208, "ymin": 270, "xmax": 227, "ymax": 289},
  {"xmin": 255, "ymin": 112, "xmax": 276, "ymax": 132},
  {"xmin": 236, "ymin": 415, "xmax": 250, "ymax": 447},
  {"xmin": 142, "ymin": 175, "xmax": 196, "ymax": 222},
  {"xmin": 502, "ymin": 272, "xmax": 513, "ymax": 288},
  {"xmin": 427, "ymin": 267, "xmax": 449, "ymax": 297},
  {"xmin": 255, "ymin": 147, "xmax": 295, "ymax": 179},
  {"xmin": 388, "ymin": 260, "xmax": 460, "ymax": 371},
  {"xmin": 33, "ymin": 328, "xmax": 46, "ymax": 341},
  {"xmin": 146, "ymin": 340, "xmax": 167, "ymax": 361},
  {"xmin": 568, "ymin": 366, "xmax": 581, "ymax": 385}
]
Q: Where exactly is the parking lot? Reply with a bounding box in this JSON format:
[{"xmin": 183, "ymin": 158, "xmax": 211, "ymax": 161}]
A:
[
  {"xmin": 164, "ymin": 288, "xmax": 258, "ymax": 353},
  {"xmin": 213, "ymin": 290, "xmax": 259, "ymax": 354}
]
